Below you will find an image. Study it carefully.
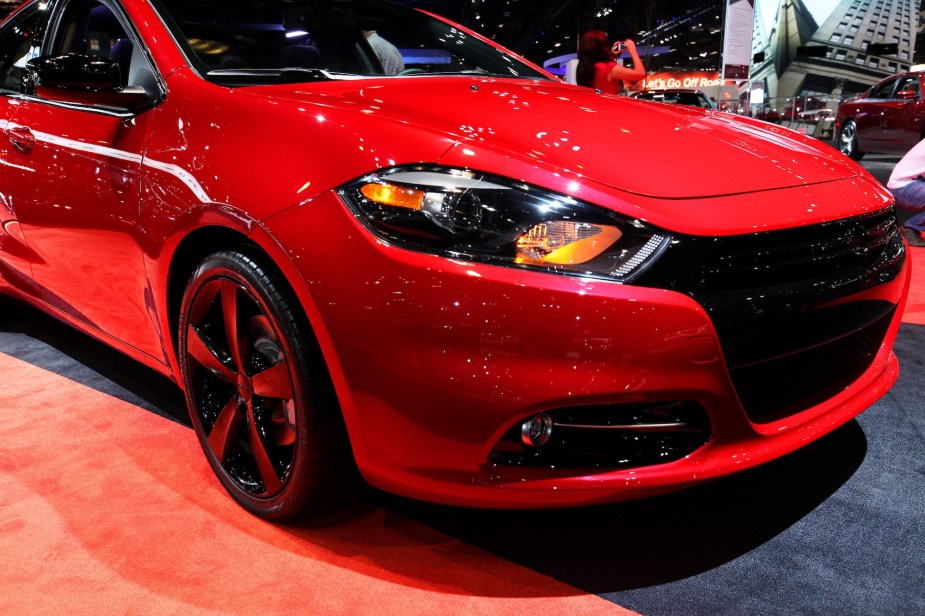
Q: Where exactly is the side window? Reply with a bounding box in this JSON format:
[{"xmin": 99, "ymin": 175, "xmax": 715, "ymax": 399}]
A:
[
  {"xmin": 51, "ymin": 0, "xmax": 157, "ymax": 92},
  {"xmin": 0, "ymin": 3, "xmax": 45, "ymax": 94},
  {"xmin": 869, "ymin": 78, "xmax": 897, "ymax": 99}
]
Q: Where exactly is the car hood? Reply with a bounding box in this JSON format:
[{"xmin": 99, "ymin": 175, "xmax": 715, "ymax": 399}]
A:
[{"xmin": 256, "ymin": 76, "xmax": 860, "ymax": 199}]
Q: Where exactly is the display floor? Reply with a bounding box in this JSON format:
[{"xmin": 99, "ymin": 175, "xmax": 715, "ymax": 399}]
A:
[{"xmin": 1, "ymin": 248, "xmax": 923, "ymax": 615}]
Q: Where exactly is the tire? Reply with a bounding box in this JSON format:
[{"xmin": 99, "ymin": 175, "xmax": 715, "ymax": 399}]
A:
[
  {"xmin": 838, "ymin": 120, "xmax": 865, "ymax": 161},
  {"xmin": 178, "ymin": 249, "xmax": 358, "ymax": 519}
]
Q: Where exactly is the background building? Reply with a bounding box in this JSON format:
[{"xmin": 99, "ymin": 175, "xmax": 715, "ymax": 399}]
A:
[{"xmin": 751, "ymin": 0, "xmax": 920, "ymax": 104}]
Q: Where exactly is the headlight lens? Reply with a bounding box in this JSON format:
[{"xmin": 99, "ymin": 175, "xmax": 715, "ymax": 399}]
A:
[{"xmin": 339, "ymin": 166, "xmax": 670, "ymax": 282}]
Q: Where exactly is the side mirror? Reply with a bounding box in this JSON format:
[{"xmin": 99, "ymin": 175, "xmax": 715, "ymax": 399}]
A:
[
  {"xmin": 24, "ymin": 54, "xmax": 149, "ymax": 111},
  {"xmin": 896, "ymin": 89, "xmax": 919, "ymax": 100}
]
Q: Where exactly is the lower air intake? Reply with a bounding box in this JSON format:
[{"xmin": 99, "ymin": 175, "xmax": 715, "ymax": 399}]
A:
[{"xmin": 729, "ymin": 306, "xmax": 895, "ymax": 424}]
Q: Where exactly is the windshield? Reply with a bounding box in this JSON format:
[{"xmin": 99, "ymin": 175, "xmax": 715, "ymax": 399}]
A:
[{"xmin": 151, "ymin": 0, "xmax": 549, "ymax": 84}]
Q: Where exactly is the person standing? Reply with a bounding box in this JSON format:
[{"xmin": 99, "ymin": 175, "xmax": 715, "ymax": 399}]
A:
[
  {"xmin": 576, "ymin": 31, "xmax": 645, "ymax": 95},
  {"xmin": 886, "ymin": 139, "xmax": 925, "ymax": 247}
]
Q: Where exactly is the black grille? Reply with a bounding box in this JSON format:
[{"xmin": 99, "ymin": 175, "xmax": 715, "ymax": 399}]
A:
[
  {"xmin": 691, "ymin": 208, "xmax": 899, "ymax": 294},
  {"xmin": 637, "ymin": 206, "xmax": 906, "ymax": 423}
]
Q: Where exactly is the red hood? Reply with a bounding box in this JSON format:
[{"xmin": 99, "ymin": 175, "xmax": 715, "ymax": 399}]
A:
[{"xmin": 255, "ymin": 76, "xmax": 861, "ymax": 199}]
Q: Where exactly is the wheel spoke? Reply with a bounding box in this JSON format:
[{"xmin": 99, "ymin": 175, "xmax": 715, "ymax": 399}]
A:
[
  {"xmin": 187, "ymin": 323, "xmax": 236, "ymax": 382},
  {"xmin": 221, "ymin": 280, "xmax": 245, "ymax": 373},
  {"xmin": 246, "ymin": 403, "xmax": 283, "ymax": 494},
  {"xmin": 208, "ymin": 396, "xmax": 243, "ymax": 464},
  {"xmin": 252, "ymin": 362, "xmax": 294, "ymax": 400}
]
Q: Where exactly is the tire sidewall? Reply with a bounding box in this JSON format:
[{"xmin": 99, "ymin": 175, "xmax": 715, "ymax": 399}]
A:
[{"xmin": 178, "ymin": 252, "xmax": 313, "ymax": 519}]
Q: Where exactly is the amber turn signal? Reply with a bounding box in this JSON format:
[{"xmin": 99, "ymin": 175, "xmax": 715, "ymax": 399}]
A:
[{"xmin": 360, "ymin": 182, "xmax": 425, "ymax": 210}]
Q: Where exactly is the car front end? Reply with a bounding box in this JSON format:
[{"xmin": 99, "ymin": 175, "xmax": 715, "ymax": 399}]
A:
[{"xmin": 262, "ymin": 108, "xmax": 908, "ymax": 506}]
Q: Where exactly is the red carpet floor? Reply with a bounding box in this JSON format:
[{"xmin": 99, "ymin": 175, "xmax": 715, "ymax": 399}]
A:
[{"xmin": 0, "ymin": 351, "xmax": 630, "ymax": 615}]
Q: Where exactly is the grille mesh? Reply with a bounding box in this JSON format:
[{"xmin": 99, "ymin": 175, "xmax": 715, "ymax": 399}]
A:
[{"xmin": 696, "ymin": 208, "xmax": 899, "ymax": 294}]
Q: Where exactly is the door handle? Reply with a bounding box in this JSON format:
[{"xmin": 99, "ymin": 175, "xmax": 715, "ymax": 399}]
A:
[{"xmin": 8, "ymin": 126, "xmax": 35, "ymax": 153}]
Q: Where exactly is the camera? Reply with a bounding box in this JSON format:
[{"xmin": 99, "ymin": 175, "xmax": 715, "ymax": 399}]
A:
[{"xmin": 612, "ymin": 41, "xmax": 627, "ymax": 55}]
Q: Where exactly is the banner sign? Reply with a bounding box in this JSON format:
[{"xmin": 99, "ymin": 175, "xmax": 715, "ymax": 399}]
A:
[
  {"xmin": 642, "ymin": 71, "xmax": 722, "ymax": 90},
  {"xmin": 722, "ymin": 0, "xmax": 754, "ymax": 80}
]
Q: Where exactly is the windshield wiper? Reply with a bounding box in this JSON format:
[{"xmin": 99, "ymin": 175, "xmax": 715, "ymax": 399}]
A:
[{"xmin": 206, "ymin": 67, "xmax": 345, "ymax": 84}]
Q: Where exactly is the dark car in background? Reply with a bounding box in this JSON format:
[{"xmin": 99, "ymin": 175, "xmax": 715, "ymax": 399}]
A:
[
  {"xmin": 631, "ymin": 88, "xmax": 716, "ymax": 109},
  {"xmin": 836, "ymin": 71, "xmax": 925, "ymax": 160}
]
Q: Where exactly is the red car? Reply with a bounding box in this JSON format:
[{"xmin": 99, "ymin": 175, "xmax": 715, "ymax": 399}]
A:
[
  {"xmin": 836, "ymin": 71, "xmax": 925, "ymax": 160},
  {"xmin": 0, "ymin": 0, "xmax": 910, "ymax": 519}
]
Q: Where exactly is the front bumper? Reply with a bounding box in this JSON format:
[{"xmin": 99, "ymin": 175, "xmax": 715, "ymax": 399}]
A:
[{"xmin": 265, "ymin": 191, "xmax": 909, "ymax": 508}]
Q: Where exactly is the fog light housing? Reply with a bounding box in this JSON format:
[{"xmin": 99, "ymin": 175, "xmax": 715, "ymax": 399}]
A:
[{"xmin": 492, "ymin": 401, "xmax": 712, "ymax": 469}]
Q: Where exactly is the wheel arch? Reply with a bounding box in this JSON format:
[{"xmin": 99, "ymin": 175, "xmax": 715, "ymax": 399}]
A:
[
  {"xmin": 162, "ymin": 222, "xmax": 361, "ymax": 461},
  {"xmin": 165, "ymin": 225, "xmax": 252, "ymax": 360}
]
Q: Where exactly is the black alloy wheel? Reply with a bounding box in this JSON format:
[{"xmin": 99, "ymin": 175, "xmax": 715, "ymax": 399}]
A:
[
  {"xmin": 838, "ymin": 120, "xmax": 864, "ymax": 160},
  {"xmin": 179, "ymin": 249, "xmax": 356, "ymax": 519}
]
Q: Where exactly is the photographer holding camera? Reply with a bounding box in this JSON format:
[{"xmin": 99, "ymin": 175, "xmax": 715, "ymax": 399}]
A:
[{"xmin": 576, "ymin": 31, "xmax": 646, "ymax": 95}]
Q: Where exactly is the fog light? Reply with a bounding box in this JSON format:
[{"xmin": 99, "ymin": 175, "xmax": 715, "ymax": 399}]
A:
[{"xmin": 521, "ymin": 413, "xmax": 554, "ymax": 448}]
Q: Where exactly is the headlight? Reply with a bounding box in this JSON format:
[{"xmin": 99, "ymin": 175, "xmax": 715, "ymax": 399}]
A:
[{"xmin": 339, "ymin": 166, "xmax": 670, "ymax": 282}]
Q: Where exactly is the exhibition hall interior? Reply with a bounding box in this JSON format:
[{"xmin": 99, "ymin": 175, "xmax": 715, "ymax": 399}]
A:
[{"xmin": 0, "ymin": 0, "xmax": 923, "ymax": 614}]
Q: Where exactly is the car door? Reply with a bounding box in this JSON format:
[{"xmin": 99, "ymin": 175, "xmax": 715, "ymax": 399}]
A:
[
  {"xmin": 4, "ymin": 0, "xmax": 166, "ymax": 360},
  {"xmin": 0, "ymin": 1, "xmax": 46, "ymax": 294},
  {"xmin": 854, "ymin": 77, "xmax": 897, "ymax": 151},
  {"xmin": 880, "ymin": 73, "xmax": 925, "ymax": 152}
]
